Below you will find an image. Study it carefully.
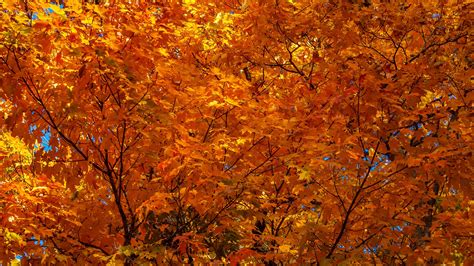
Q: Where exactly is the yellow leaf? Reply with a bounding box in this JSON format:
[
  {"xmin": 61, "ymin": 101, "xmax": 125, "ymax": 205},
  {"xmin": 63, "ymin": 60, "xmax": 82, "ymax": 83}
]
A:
[
  {"xmin": 208, "ymin": 100, "xmax": 219, "ymax": 107},
  {"xmin": 279, "ymin": 244, "xmax": 292, "ymax": 253},
  {"xmin": 208, "ymin": 100, "xmax": 225, "ymax": 108},
  {"xmin": 158, "ymin": 48, "xmax": 169, "ymax": 57},
  {"xmin": 49, "ymin": 4, "xmax": 66, "ymax": 17},
  {"xmin": 298, "ymin": 167, "xmax": 311, "ymax": 181},
  {"xmin": 236, "ymin": 138, "xmax": 247, "ymax": 145},
  {"xmin": 224, "ymin": 98, "xmax": 240, "ymax": 106},
  {"xmin": 5, "ymin": 229, "xmax": 25, "ymax": 246}
]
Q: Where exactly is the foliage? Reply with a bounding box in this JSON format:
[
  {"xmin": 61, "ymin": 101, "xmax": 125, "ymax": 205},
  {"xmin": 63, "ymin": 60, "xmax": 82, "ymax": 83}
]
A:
[{"xmin": 0, "ymin": 0, "xmax": 472, "ymax": 264}]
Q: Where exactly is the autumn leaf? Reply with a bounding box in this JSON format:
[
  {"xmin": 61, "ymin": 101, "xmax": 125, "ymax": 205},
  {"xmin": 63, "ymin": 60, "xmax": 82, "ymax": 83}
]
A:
[{"xmin": 0, "ymin": 0, "xmax": 471, "ymax": 265}]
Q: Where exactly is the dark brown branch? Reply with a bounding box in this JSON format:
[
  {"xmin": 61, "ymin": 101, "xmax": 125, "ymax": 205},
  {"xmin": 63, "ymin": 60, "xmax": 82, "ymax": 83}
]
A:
[{"xmin": 326, "ymin": 140, "xmax": 381, "ymax": 259}]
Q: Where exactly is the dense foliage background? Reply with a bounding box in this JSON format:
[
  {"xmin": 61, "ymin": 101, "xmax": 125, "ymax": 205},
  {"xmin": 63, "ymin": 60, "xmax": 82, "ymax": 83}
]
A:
[{"xmin": 0, "ymin": 0, "xmax": 472, "ymax": 264}]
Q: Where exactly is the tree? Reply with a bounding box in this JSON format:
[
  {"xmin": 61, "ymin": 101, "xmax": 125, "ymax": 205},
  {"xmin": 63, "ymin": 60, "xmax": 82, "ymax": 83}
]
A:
[{"xmin": 0, "ymin": 0, "xmax": 472, "ymax": 264}]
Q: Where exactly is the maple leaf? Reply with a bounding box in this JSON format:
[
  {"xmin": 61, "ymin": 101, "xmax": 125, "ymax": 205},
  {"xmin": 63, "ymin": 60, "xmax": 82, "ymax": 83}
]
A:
[{"xmin": 0, "ymin": 0, "xmax": 471, "ymax": 265}]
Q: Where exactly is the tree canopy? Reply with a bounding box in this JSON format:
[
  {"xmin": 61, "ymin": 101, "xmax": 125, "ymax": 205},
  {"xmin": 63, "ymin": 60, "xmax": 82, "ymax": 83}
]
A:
[{"xmin": 0, "ymin": 0, "xmax": 472, "ymax": 264}]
